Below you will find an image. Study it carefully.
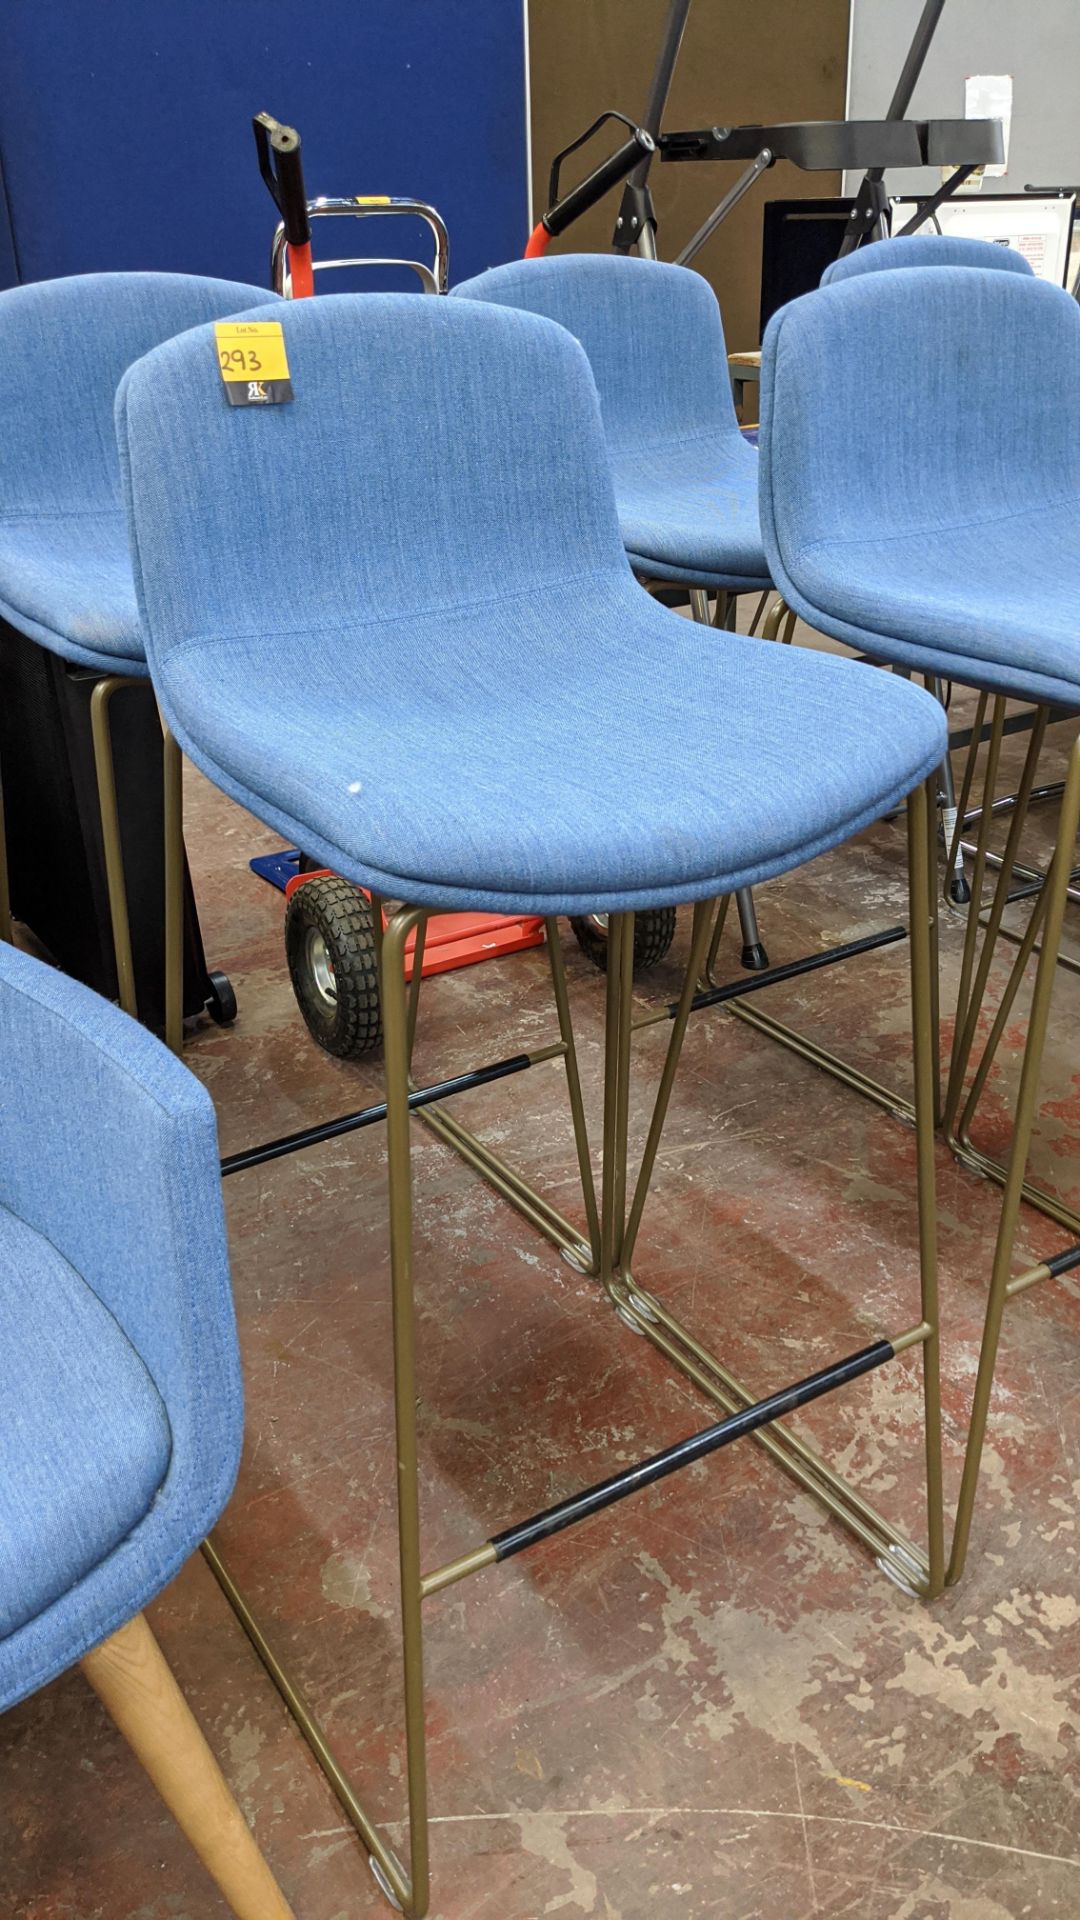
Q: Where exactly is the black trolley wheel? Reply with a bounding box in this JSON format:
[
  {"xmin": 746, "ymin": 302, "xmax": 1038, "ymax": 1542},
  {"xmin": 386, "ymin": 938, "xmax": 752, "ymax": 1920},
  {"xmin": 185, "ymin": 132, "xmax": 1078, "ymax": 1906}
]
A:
[
  {"xmin": 569, "ymin": 908, "xmax": 677, "ymax": 973},
  {"xmin": 285, "ymin": 874, "xmax": 383, "ymax": 1059},
  {"xmin": 204, "ymin": 968, "xmax": 238, "ymax": 1026}
]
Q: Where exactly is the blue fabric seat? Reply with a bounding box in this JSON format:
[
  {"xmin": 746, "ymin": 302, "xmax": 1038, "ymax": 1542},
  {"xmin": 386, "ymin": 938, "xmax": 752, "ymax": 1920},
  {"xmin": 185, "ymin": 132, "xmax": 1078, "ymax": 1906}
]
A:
[
  {"xmin": 0, "ymin": 514, "xmax": 141, "ymax": 661},
  {"xmin": 821, "ymin": 232, "xmax": 1035, "ymax": 286},
  {"xmin": 116, "ymin": 293, "xmax": 946, "ymax": 917},
  {"xmin": 758, "ymin": 267, "xmax": 1080, "ymax": 712},
  {"xmin": 451, "ymin": 255, "xmax": 771, "ymax": 591},
  {"xmin": 0, "ymin": 272, "xmax": 279, "ymax": 676},
  {"xmin": 0, "ymin": 941, "xmax": 241, "ymax": 1711}
]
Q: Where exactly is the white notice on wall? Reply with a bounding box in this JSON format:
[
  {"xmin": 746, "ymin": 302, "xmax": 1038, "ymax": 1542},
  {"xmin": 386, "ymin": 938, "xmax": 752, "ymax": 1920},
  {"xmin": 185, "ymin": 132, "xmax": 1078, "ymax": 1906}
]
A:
[{"xmin": 965, "ymin": 74, "xmax": 1012, "ymax": 178}]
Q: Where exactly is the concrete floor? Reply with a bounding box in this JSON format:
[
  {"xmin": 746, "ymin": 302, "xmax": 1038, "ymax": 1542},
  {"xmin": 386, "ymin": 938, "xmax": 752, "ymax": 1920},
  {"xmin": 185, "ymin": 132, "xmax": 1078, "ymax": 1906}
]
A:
[{"xmin": 3, "ymin": 653, "xmax": 1080, "ymax": 1920}]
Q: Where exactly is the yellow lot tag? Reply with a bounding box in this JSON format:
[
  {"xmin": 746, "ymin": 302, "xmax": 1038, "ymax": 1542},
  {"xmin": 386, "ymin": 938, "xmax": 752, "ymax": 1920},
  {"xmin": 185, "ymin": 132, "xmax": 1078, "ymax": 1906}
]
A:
[
  {"xmin": 214, "ymin": 320, "xmax": 293, "ymax": 406},
  {"xmin": 354, "ymin": 195, "xmax": 392, "ymax": 206}
]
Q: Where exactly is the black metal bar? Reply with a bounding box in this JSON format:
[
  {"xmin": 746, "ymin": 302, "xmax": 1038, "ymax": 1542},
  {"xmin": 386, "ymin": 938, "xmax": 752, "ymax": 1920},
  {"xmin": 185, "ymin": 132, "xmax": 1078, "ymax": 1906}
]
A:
[
  {"xmin": 659, "ymin": 120, "xmax": 1001, "ymax": 174},
  {"xmin": 252, "ymin": 112, "xmax": 311, "ymax": 248},
  {"xmin": 491, "ymin": 1338, "xmax": 895, "ymax": 1561},
  {"xmin": 659, "ymin": 924, "xmax": 908, "ymax": 1024},
  {"xmin": 894, "ymin": 163, "xmax": 976, "ymax": 236},
  {"xmin": 662, "ymin": 121, "xmax": 924, "ymax": 170},
  {"xmin": 610, "ymin": 0, "xmax": 692, "ymax": 252},
  {"xmin": 1047, "ymin": 1242, "xmax": 1080, "ymax": 1279},
  {"xmin": 885, "ymin": 0, "xmax": 948, "ymax": 123},
  {"xmin": 221, "ymin": 1052, "xmax": 536, "ymax": 1177},
  {"xmin": 674, "ymin": 148, "xmax": 773, "ymax": 267},
  {"xmin": 949, "ymin": 705, "xmax": 1075, "ymax": 753},
  {"xmin": 638, "ymin": 0, "xmax": 693, "ymax": 155},
  {"xmin": 840, "ymin": 0, "xmax": 949, "ymax": 261}
]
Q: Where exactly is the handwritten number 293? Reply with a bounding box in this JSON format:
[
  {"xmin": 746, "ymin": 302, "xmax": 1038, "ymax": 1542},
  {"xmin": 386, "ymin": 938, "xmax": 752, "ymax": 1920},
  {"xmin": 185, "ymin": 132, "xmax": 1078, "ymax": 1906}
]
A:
[{"xmin": 219, "ymin": 347, "xmax": 263, "ymax": 374}]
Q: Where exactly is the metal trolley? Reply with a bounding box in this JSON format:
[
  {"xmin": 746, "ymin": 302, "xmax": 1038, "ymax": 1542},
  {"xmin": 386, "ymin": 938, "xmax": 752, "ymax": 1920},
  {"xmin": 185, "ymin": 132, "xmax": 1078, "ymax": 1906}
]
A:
[
  {"xmin": 251, "ymin": 120, "xmax": 544, "ymax": 1059},
  {"xmin": 270, "ymin": 193, "xmax": 450, "ymax": 298}
]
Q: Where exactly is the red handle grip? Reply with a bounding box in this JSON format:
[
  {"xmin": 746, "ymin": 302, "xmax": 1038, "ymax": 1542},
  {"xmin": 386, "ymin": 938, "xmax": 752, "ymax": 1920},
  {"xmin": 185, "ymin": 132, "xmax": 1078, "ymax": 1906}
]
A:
[{"xmin": 288, "ymin": 240, "xmax": 315, "ymax": 299}]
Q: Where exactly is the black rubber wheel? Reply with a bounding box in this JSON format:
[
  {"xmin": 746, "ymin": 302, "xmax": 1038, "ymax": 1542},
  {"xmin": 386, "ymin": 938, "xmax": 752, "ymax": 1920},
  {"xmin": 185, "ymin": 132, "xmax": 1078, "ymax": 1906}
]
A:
[
  {"xmin": 285, "ymin": 874, "xmax": 383, "ymax": 1059},
  {"xmin": 204, "ymin": 969, "xmax": 238, "ymax": 1026},
  {"xmin": 568, "ymin": 908, "xmax": 677, "ymax": 973}
]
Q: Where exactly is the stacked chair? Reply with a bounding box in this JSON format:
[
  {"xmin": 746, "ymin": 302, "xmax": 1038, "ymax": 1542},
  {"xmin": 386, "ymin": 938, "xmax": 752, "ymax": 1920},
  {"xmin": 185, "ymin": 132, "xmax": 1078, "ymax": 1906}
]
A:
[
  {"xmin": 820, "ymin": 229, "xmax": 1036, "ymax": 285},
  {"xmin": 0, "ymin": 272, "xmax": 279, "ymax": 1039},
  {"xmin": 757, "ymin": 259, "xmax": 1080, "ymax": 1581},
  {"xmin": 0, "ymin": 940, "xmax": 293, "ymax": 1919},
  {"xmin": 451, "ymin": 254, "xmax": 778, "ymax": 973},
  {"xmin": 4, "ymin": 233, "xmax": 1075, "ymax": 1920}
]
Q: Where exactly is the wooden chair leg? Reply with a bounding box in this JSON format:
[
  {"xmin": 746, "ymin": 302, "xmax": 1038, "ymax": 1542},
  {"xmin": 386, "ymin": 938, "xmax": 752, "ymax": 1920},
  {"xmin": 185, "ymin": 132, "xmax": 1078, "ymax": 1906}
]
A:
[{"xmin": 81, "ymin": 1612, "xmax": 294, "ymax": 1920}]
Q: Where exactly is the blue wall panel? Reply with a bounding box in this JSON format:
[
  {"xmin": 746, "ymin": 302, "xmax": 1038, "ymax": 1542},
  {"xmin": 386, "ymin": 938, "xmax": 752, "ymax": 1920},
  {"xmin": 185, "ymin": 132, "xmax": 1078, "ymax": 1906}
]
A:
[{"xmin": 0, "ymin": 1, "xmax": 528, "ymax": 291}]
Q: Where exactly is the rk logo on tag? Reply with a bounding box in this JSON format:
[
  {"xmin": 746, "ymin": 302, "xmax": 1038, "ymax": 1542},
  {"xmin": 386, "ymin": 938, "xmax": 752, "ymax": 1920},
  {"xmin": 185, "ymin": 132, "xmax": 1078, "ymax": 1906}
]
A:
[{"xmin": 214, "ymin": 321, "xmax": 294, "ymax": 406}]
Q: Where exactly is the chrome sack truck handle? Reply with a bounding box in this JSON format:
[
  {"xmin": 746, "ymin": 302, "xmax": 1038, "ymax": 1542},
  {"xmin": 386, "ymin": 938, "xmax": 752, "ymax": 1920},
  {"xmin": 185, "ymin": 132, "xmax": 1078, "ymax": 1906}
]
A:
[{"xmin": 270, "ymin": 196, "xmax": 450, "ymax": 297}]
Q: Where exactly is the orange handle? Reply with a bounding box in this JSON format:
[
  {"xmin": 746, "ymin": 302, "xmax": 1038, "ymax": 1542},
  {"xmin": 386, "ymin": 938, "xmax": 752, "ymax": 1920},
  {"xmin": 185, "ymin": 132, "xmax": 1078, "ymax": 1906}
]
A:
[
  {"xmin": 524, "ymin": 222, "xmax": 551, "ymax": 259},
  {"xmin": 288, "ymin": 241, "xmax": 315, "ymax": 299}
]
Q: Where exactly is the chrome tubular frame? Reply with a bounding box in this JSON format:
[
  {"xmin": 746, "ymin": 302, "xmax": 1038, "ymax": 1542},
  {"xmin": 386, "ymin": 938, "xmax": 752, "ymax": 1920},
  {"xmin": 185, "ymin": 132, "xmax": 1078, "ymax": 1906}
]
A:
[{"xmin": 271, "ymin": 198, "xmax": 450, "ymax": 298}]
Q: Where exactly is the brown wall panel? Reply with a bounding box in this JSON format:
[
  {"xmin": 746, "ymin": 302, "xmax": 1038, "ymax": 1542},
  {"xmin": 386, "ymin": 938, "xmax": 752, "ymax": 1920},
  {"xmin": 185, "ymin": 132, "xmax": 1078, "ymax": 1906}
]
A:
[{"xmin": 528, "ymin": 0, "xmax": 849, "ymax": 353}]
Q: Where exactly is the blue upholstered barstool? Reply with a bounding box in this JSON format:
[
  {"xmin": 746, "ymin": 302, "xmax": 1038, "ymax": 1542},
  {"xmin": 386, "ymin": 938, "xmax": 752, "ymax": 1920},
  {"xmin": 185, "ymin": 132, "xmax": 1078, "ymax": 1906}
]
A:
[
  {"xmin": 451, "ymin": 253, "xmax": 776, "ymax": 971},
  {"xmin": 117, "ymin": 291, "xmax": 948, "ymax": 1915},
  {"xmin": 0, "ymin": 272, "xmax": 278, "ymax": 1036},
  {"xmin": 822, "ymin": 231, "xmax": 1036, "ymax": 904},
  {"xmin": 0, "ymin": 941, "xmax": 293, "ymax": 1918},
  {"xmin": 758, "ymin": 261, "xmax": 1080, "ymax": 1586},
  {"xmin": 821, "ymin": 231, "xmax": 1035, "ymax": 285}
]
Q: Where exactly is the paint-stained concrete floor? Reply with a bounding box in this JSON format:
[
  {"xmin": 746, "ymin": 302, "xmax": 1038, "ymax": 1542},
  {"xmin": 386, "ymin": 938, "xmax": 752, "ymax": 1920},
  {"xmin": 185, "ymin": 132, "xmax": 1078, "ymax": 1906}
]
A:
[{"xmin": 3, "ymin": 638, "xmax": 1080, "ymax": 1920}]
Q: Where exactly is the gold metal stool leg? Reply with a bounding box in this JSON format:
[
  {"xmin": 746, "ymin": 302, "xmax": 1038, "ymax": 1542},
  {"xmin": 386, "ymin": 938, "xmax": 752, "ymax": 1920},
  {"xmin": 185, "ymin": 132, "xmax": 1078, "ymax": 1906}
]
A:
[
  {"xmin": 584, "ymin": 793, "xmax": 945, "ymax": 1598},
  {"xmin": 381, "ymin": 904, "xmax": 431, "ymax": 1914},
  {"xmin": 206, "ymin": 905, "xmax": 432, "ymax": 1917},
  {"xmin": 89, "ymin": 675, "xmax": 143, "ymax": 1018},
  {"xmin": 0, "ymin": 761, "xmax": 13, "ymax": 943},
  {"xmin": 162, "ymin": 727, "xmax": 185, "ymax": 1056},
  {"xmin": 942, "ymin": 706, "xmax": 1080, "ymax": 1239},
  {"xmin": 947, "ymin": 735, "xmax": 1080, "ymax": 1585},
  {"xmin": 201, "ymin": 808, "xmax": 946, "ymax": 1920},
  {"xmin": 689, "ymin": 588, "xmax": 767, "ymax": 970},
  {"xmin": 90, "ymin": 685, "xmax": 189, "ymax": 1053}
]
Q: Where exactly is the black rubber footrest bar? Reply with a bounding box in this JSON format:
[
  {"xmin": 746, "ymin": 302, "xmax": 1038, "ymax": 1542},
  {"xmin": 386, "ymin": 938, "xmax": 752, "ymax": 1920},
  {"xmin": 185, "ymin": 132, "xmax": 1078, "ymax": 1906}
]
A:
[
  {"xmin": 490, "ymin": 1337, "xmax": 894, "ymax": 1561},
  {"xmin": 222, "ymin": 1051, "xmax": 535, "ymax": 1176},
  {"xmin": 663, "ymin": 924, "xmax": 907, "ymax": 1024}
]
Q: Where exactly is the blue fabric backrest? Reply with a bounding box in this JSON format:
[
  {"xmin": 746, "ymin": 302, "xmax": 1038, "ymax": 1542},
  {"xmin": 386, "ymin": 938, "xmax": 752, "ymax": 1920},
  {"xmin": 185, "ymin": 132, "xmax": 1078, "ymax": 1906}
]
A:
[
  {"xmin": 0, "ymin": 272, "xmax": 278, "ymax": 516},
  {"xmin": 0, "ymin": 942, "xmax": 242, "ymax": 1576},
  {"xmin": 450, "ymin": 254, "xmax": 741, "ymax": 452},
  {"xmin": 821, "ymin": 233, "xmax": 1035, "ymax": 286},
  {"xmin": 115, "ymin": 291, "xmax": 630, "ymax": 663},
  {"xmin": 759, "ymin": 266, "xmax": 1080, "ymax": 572}
]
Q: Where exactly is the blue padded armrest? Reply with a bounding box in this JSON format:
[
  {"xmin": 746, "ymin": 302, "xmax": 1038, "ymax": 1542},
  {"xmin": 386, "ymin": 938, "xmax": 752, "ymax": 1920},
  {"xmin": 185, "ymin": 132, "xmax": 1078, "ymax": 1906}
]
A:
[{"xmin": 0, "ymin": 943, "xmax": 242, "ymax": 1695}]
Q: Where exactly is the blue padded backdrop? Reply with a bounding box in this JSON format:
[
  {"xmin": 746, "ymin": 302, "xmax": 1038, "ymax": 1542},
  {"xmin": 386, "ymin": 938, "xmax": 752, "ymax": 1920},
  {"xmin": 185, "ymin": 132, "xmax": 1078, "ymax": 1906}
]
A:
[{"xmin": 0, "ymin": 1, "xmax": 529, "ymax": 291}]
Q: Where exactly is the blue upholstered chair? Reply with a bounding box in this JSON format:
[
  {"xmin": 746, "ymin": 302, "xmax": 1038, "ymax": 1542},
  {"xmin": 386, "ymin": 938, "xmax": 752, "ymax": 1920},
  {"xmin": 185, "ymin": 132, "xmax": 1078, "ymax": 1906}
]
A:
[
  {"xmin": 822, "ymin": 232, "xmax": 1037, "ymax": 905},
  {"xmin": 116, "ymin": 290, "xmax": 947, "ymax": 1914},
  {"xmin": 758, "ymin": 262, "xmax": 1080, "ymax": 1585},
  {"xmin": 451, "ymin": 253, "xmax": 775, "ymax": 970},
  {"xmin": 821, "ymin": 231, "xmax": 1035, "ymax": 285},
  {"xmin": 0, "ymin": 940, "xmax": 292, "ymax": 1917},
  {"xmin": 0, "ymin": 272, "xmax": 279, "ymax": 1028}
]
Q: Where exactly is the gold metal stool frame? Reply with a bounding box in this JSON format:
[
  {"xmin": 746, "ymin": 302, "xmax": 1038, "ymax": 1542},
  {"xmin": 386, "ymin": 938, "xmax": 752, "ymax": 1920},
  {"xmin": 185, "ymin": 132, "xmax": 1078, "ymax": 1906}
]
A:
[
  {"xmin": 202, "ymin": 777, "xmax": 944, "ymax": 1917},
  {"xmin": 0, "ymin": 667, "xmax": 188, "ymax": 1058}
]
